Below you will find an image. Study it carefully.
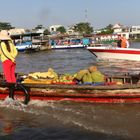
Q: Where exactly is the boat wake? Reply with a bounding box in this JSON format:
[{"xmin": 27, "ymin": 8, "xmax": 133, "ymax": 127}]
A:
[
  {"xmin": 27, "ymin": 100, "xmax": 130, "ymax": 138},
  {"xmin": 0, "ymin": 99, "xmax": 136, "ymax": 139},
  {"xmin": 0, "ymin": 97, "xmax": 27, "ymax": 111}
]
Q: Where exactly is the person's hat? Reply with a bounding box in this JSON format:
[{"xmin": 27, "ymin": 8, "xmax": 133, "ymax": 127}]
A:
[{"xmin": 0, "ymin": 30, "xmax": 11, "ymax": 40}]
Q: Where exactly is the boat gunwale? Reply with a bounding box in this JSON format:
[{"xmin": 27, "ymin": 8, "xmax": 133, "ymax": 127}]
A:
[{"xmin": 22, "ymin": 83, "xmax": 140, "ymax": 90}]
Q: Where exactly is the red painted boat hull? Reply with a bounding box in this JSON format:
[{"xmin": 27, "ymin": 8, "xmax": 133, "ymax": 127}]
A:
[{"xmin": 1, "ymin": 87, "xmax": 140, "ymax": 104}]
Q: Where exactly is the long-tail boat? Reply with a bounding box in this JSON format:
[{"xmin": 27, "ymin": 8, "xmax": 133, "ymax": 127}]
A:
[{"xmin": 0, "ymin": 73, "xmax": 140, "ymax": 105}]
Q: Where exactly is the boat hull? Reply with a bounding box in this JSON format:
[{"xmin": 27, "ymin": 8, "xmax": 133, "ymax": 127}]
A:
[
  {"xmin": 51, "ymin": 44, "xmax": 84, "ymax": 49},
  {"xmin": 87, "ymin": 46, "xmax": 140, "ymax": 61},
  {"xmin": 1, "ymin": 83, "xmax": 140, "ymax": 104},
  {"xmin": 16, "ymin": 44, "xmax": 41, "ymax": 52}
]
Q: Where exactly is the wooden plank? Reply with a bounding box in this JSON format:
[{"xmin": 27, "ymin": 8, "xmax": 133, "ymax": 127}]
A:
[{"xmin": 23, "ymin": 83, "xmax": 140, "ymax": 90}]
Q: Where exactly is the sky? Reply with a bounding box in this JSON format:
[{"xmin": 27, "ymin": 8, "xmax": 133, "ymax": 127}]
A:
[{"xmin": 0, "ymin": 0, "xmax": 140, "ymax": 29}]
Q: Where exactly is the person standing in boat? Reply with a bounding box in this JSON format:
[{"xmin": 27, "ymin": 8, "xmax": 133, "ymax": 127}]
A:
[
  {"xmin": 0, "ymin": 31, "xmax": 18, "ymax": 83},
  {"xmin": 117, "ymin": 35, "xmax": 129, "ymax": 48},
  {"xmin": 116, "ymin": 35, "xmax": 122, "ymax": 47}
]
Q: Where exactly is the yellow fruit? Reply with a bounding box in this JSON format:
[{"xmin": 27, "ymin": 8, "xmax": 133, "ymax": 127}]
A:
[{"xmin": 116, "ymin": 82, "xmax": 123, "ymax": 85}]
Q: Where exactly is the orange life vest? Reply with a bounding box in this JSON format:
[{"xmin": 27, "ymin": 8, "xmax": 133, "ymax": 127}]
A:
[{"xmin": 121, "ymin": 38, "xmax": 127, "ymax": 48}]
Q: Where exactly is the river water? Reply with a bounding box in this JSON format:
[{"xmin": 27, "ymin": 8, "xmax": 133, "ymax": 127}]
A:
[{"xmin": 0, "ymin": 43, "xmax": 140, "ymax": 140}]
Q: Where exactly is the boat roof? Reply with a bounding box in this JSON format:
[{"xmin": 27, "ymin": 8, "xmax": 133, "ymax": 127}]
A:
[{"xmin": 11, "ymin": 32, "xmax": 42, "ymax": 39}]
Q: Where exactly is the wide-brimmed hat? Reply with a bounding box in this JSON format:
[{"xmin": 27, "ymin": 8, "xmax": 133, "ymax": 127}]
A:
[{"xmin": 0, "ymin": 30, "xmax": 11, "ymax": 40}]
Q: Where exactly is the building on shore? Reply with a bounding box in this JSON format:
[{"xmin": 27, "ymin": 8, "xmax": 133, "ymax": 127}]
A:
[
  {"xmin": 49, "ymin": 25, "xmax": 63, "ymax": 34},
  {"xmin": 129, "ymin": 25, "xmax": 140, "ymax": 39},
  {"xmin": 113, "ymin": 23, "xmax": 140, "ymax": 40}
]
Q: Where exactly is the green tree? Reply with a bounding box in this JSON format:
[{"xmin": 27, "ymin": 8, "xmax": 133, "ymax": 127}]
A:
[
  {"xmin": 56, "ymin": 26, "xmax": 66, "ymax": 34},
  {"xmin": 106, "ymin": 24, "xmax": 113, "ymax": 29},
  {"xmin": 73, "ymin": 22, "xmax": 93, "ymax": 35},
  {"xmin": 44, "ymin": 28, "xmax": 50, "ymax": 35},
  {"xmin": 99, "ymin": 24, "xmax": 114, "ymax": 34},
  {"xmin": 0, "ymin": 22, "xmax": 14, "ymax": 30},
  {"xmin": 105, "ymin": 24, "xmax": 114, "ymax": 34}
]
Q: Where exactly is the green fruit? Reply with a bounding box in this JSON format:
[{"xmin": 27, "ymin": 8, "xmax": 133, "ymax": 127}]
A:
[
  {"xmin": 82, "ymin": 72, "xmax": 92, "ymax": 83},
  {"xmin": 91, "ymin": 71, "xmax": 105, "ymax": 83}
]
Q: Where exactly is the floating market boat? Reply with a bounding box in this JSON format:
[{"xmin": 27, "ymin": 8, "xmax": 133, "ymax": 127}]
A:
[
  {"xmin": 11, "ymin": 32, "xmax": 42, "ymax": 52},
  {"xmin": 87, "ymin": 46, "xmax": 140, "ymax": 61},
  {"xmin": 0, "ymin": 73, "xmax": 140, "ymax": 105},
  {"xmin": 51, "ymin": 44, "xmax": 85, "ymax": 49},
  {"xmin": 15, "ymin": 41, "xmax": 41, "ymax": 52},
  {"xmin": 50, "ymin": 38, "xmax": 85, "ymax": 49}
]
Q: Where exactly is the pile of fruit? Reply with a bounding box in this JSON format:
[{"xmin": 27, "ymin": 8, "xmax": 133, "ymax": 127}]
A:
[
  {"xmin": 22, "ymin": 68, "xmax": 77, "ymax": 84},
  {"xmin": 75, "ymin": 66, "xmax": 105, "ymax": 84},
  {"xmin": 22, "ymin": 66, "xmax": 105, "ymax": 85}
]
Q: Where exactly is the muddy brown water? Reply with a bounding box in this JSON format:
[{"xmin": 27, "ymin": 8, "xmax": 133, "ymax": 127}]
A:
[{"xmin": 0, "ymin": 43, "xmax": 140, "ymax": 140}]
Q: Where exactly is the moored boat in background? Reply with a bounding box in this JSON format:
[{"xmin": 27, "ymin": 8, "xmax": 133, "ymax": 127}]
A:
[
  {"xmin": 51, "ymin": 44, "xmax": 85, "ymax": 49},
  {"xmin": 11, "ymin": 32, "xmax": 42, "ymax": 52},
  {"xmin": 15, "ymin": 41, "xmax": 41, "ymax": 52},
  {"xmin": 50, "ymin": 38, "xmax": 85, "ymax": 49}
]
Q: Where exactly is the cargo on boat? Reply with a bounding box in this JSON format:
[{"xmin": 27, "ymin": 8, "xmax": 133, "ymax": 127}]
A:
[{"xmin": 0, "ymin": 72, "xmax": 140, "ymax": 105}]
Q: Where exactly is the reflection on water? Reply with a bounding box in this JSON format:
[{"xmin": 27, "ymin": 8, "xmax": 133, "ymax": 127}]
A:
[{"xmin": 0, "ymin": 43, "xmax": 140, "ymax": 139}]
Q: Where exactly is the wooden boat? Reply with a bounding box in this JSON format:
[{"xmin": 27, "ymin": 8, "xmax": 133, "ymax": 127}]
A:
[
  {"xmin": 87, "ymin": 46, "xmax": 140, "ymax": 61},
  {"xmin": 0, "ymin": 74, "xmax": 140, "ymax": 105}
]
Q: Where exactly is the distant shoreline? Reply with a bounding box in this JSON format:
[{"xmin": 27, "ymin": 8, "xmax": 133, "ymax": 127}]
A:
[{"xmin": 130, "ymin": 39, "xmax": 140, "ymax": 42}]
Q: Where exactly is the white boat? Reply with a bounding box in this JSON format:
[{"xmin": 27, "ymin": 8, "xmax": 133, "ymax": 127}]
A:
[
  {"xmin": 16, "ymin": 41, "xmax": 41, "ymax": 52},
  {"xmin": 50, "ymin": 38, "xmax": 86, "ymax": 49},
  {"xmin": 87, "ymin": 46, "xmax": 140, "ymax": 61},
  {"xmin": 51, "ymin": 44, "xmax": 84, "ymax": 49},
  {"xmin": 11, "ymin": 32, "xmax": 42, "ymax": 52}
]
